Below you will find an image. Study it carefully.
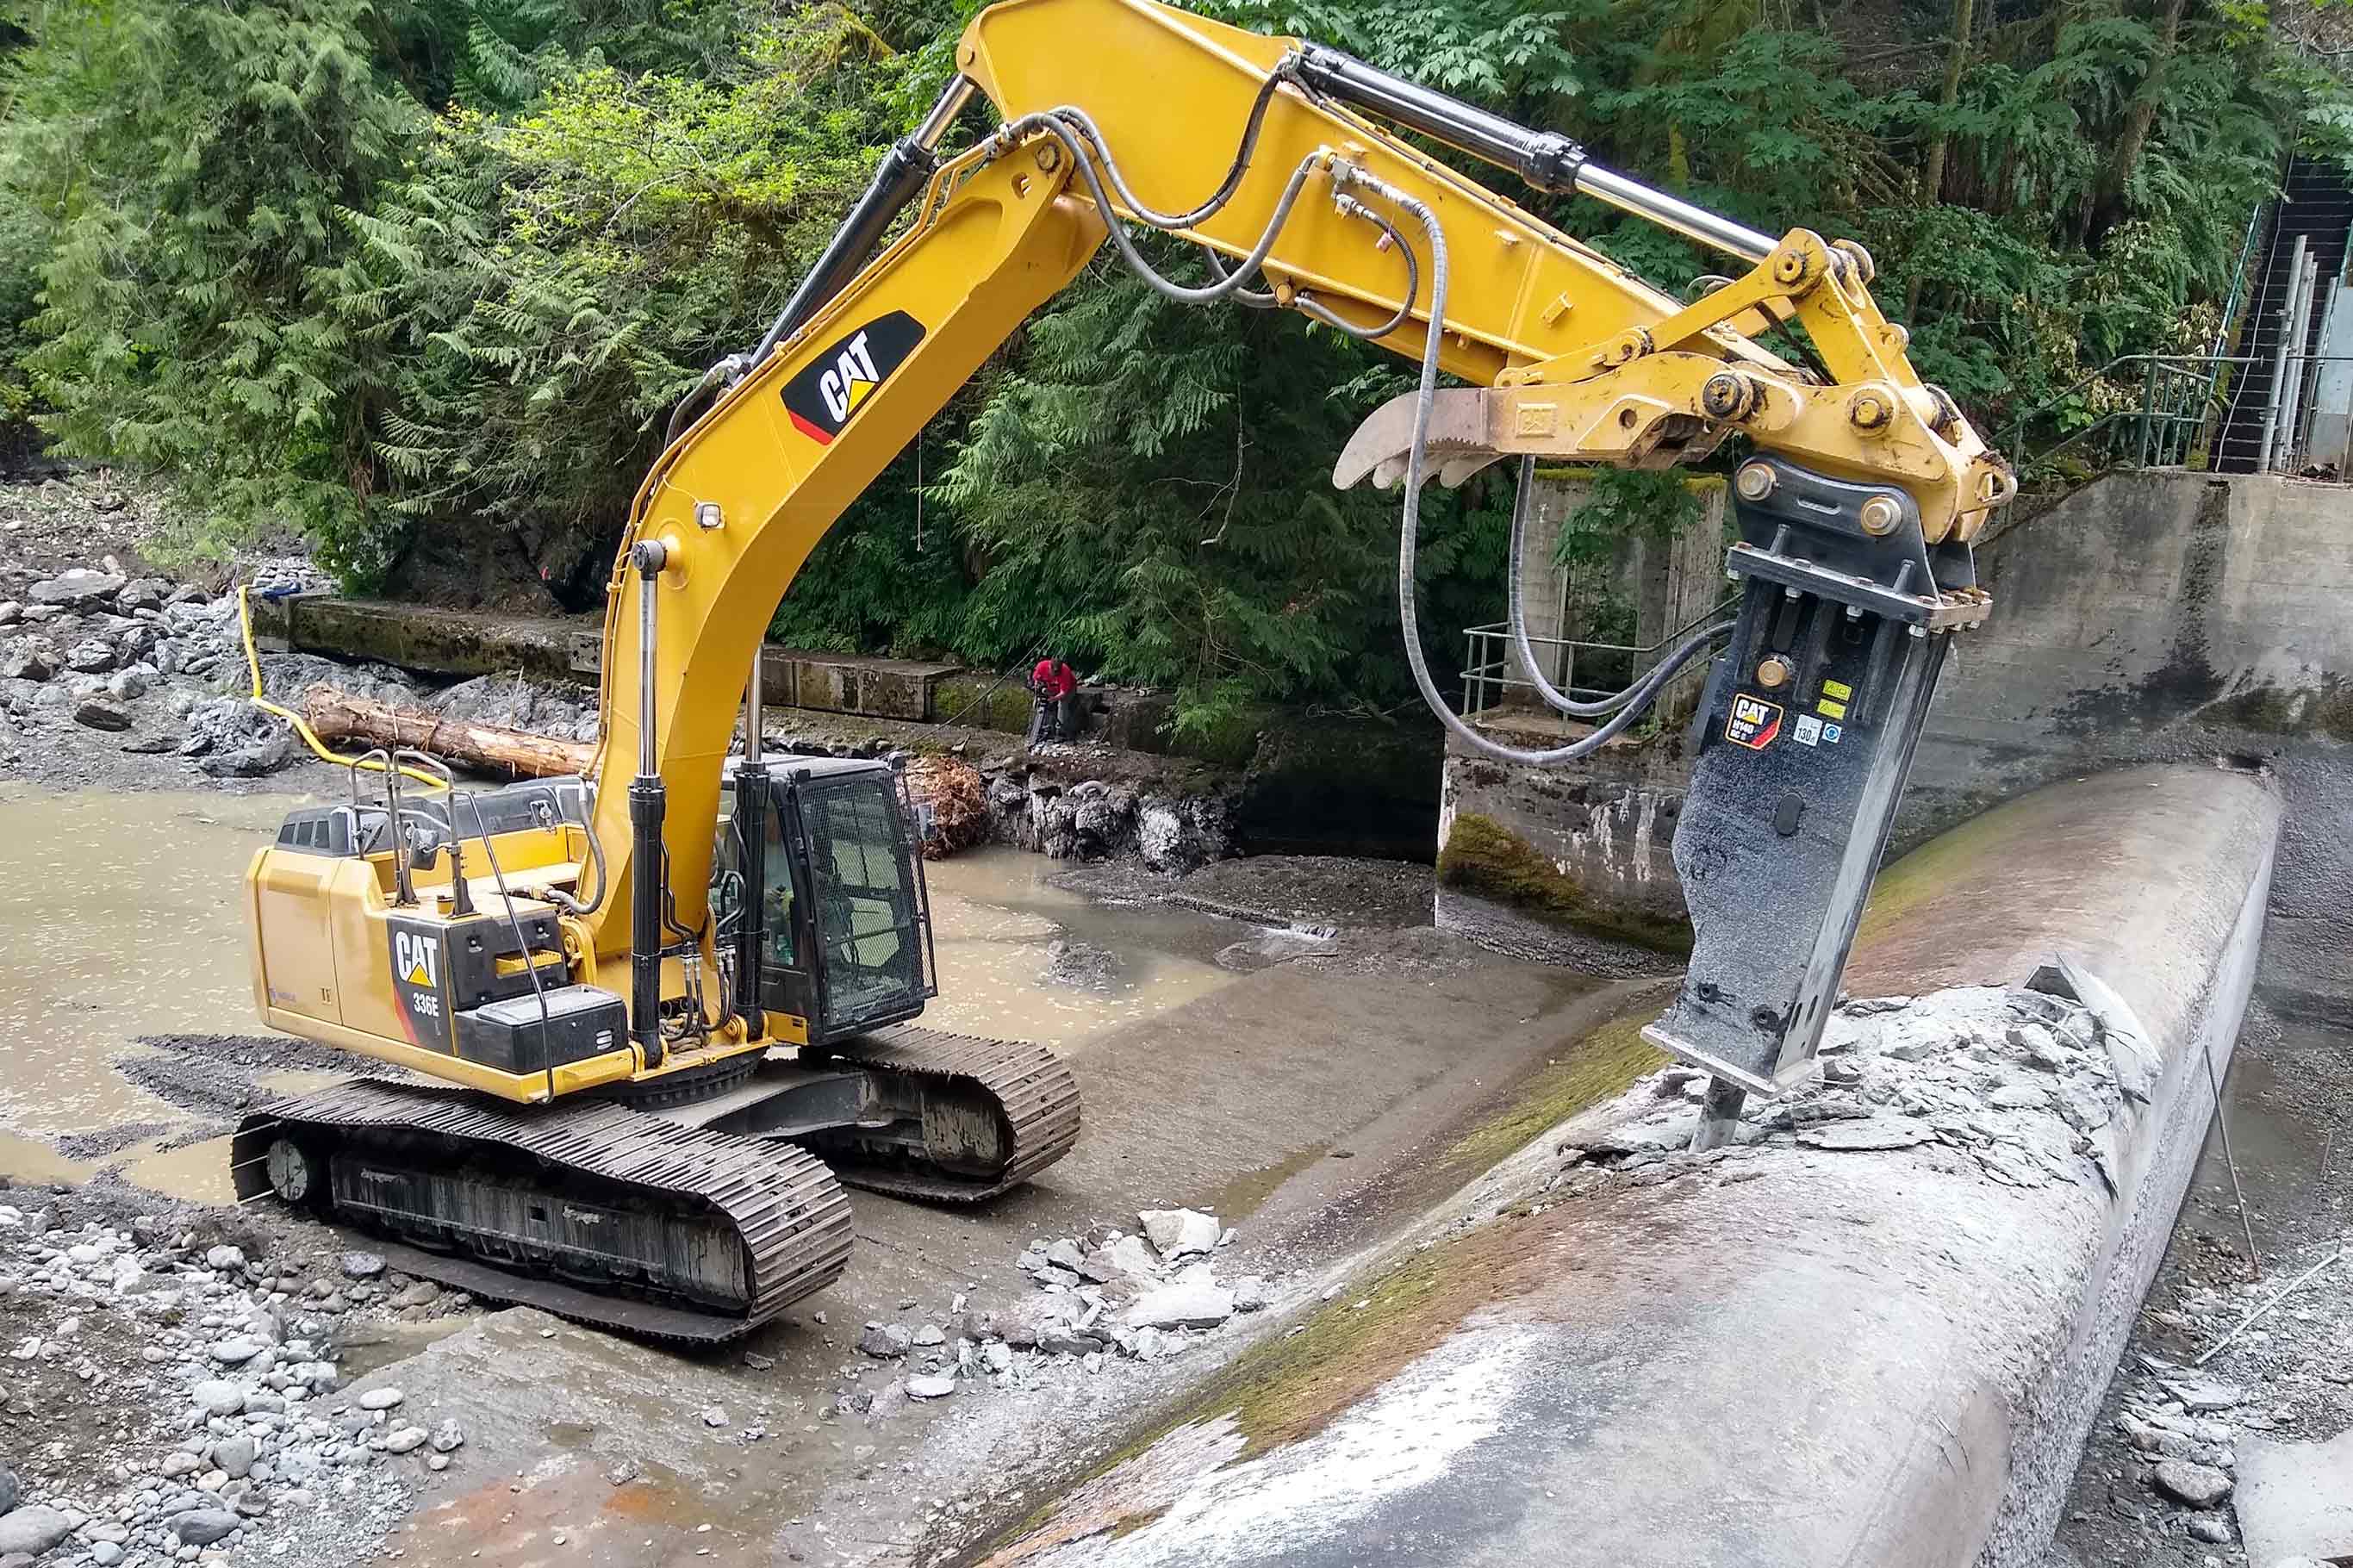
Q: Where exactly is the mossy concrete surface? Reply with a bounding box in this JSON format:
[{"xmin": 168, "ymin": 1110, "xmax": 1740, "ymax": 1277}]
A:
[
  {"xmin": 1436, "ymin": 810, "xmax": 1690, "ymax": 955},
  {"xmin": 252, "ymin": 594, "xmax": 588, "ymax": 685},
  {"xmin": 971, "ymin": 988, "xmax": 1671, "ymax": 1566}
]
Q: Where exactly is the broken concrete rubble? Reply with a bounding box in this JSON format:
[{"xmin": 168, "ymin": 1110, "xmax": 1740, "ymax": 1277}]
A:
[{"xmin": 1137, "ymin": 1207, "xmax": 1221, "ymax": 1260}]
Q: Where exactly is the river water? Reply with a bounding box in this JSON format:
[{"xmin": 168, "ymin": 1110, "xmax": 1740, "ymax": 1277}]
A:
[{"xmin": 0, "ymin": 783, "xmax": 1250, "ymax": 1198}]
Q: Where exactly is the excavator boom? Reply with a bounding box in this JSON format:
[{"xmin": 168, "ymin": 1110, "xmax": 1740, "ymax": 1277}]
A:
[{"xmin": 580, "ymin": 0, "xmax": 2008, "ymax": 1109}]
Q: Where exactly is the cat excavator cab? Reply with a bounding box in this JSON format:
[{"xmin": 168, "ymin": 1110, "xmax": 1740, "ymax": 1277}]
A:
[{"xmin": 235, "ymin": 0, "xmax": 2010, "ymax": 1339}]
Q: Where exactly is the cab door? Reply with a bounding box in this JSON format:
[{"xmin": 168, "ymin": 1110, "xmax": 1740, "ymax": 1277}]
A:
[{"xmin": 796, "ymin": 775, "xmax": 935, "ymax": 1039}]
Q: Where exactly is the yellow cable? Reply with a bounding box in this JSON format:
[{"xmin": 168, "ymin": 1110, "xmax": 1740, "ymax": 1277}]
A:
[{"xmin": 235, "ymin": 584, "xmax": 449, "ymax": 791}]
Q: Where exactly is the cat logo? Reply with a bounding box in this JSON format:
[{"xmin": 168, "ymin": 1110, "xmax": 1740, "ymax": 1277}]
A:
[
  {"xmin": 780, "ymin": 311, "xmax": 926, "ymax": 446},
  {"xmin": 1725, "ymin": 694, "xmax": 1784, "ymax": 750},
  {"xmin": 395, "ymin": 929, "xmax": 440, "ymax": 988}
]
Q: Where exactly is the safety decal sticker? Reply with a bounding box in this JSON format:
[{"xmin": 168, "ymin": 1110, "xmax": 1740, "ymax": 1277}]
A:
[
  {"xmin": 1794, "ymin": 713, "xmax": 1823, "ymax": 747},
  {"xmin": 781, "ymin": 310, "xmax": 927, "ymax": 446},
  {"xmin": 1727, "ymin": 694, "xmax": 1783, "ymax": 750},
  {"xmin": 1822, "ymin": 678, "xmax": 1854, "ymax": 700},
  {"xmin": 1816, "ymin": 697, "xmax": 1849, "ymax": 720},
  {"xmin": 1822, "ymin": 722, "xmax": 1845, "ymax": 744}
]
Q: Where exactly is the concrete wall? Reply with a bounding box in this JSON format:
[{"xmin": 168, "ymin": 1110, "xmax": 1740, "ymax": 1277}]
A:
[
  {"xmin": 1437, "ymin": 472, "xmax": 1726, "ymax": 961},
  {"xmin": 1482, "ymin": 470, "xmax": 1724, "ymax": 725},
  {"xmin": 1905, "ymin": 470, "xmax": 2353, "ymax": 1011},
  {"xmin": 1441, "ymin": 469, "xmax": 2353, "ymax": 1005}
]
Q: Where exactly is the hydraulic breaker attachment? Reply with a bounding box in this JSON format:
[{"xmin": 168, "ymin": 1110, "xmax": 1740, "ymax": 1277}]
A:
[{"xmin": 1643, "ymin": 457, "xmax": 1989, "ymax": 1106}]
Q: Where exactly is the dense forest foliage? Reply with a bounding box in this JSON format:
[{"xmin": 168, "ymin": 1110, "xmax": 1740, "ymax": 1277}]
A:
[{"xmin": 0, "ymin": 0, "xmax": 2344, "ymax": 731}]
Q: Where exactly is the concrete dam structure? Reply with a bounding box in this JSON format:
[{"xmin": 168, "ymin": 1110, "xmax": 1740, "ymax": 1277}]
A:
[
  {"xmin": 1439, "ymin": 467, "xmax": 2353, "ymax": 1017},
  {"xmin": 969, "ymin": 763, "xmax": 2281, "ymax": 1566}
]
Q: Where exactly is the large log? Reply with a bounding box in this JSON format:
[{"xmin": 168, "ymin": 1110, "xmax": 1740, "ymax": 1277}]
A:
[
  {"xmin": 299, "ymin": 686, "xmax": 593, "ymax": 780},
  {"xmin": 297, "ymin": 687, "xmax": 995, "ymax": 858}
]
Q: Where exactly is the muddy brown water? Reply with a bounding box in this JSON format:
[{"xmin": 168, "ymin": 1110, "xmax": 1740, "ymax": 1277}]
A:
[{"xmin": 0, "ymin": 786, "xmax": 1251, "ymax": 1200}]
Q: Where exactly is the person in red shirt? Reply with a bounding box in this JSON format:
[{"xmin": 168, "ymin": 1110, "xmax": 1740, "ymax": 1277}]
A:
[{"xmin": 1028, "ymin": 654, "xmax": 1080, "ymax": 744}]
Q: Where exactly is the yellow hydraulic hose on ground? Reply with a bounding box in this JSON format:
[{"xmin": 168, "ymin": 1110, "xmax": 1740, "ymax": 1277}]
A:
[{"xmin": 234, "ymin": 583, "xmax": 449, "ymax": 791}]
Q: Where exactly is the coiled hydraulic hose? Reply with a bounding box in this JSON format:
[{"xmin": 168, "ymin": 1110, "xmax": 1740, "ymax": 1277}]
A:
[
  {"xmin": 1501, "ymin": 456, "xmax": 1692, "ymax": 719},
  {"xmin": 1347, "ymin": 170, "xmax": 1731, "ymax": 764}
]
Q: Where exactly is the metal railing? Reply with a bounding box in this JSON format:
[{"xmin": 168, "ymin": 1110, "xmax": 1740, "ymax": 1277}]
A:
[
  {"xmin": 2005, "ymin": 351, "xmax": 2353, "ymax": 478},
  {"xmin": 1460, "ymin": 595, "xmax": 1735, "ymax": 728}
]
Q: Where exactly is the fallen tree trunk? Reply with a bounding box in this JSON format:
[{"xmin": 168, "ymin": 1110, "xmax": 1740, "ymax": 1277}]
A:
[
  {"xmin": 296, "ymin": 686, "xmax": 998, "ymax": 859},
  {"xmin": 300, "ymin": 686, "xmax": 593, "ymax": 780}
]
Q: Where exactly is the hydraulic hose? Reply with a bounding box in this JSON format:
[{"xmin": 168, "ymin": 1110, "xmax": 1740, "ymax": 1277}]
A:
[
  {"xmin": 1001, "ymin": 110, "xmax": 1329, "ymax": 307},
  {"xmin": 1343, "ymin": 171, "xmax": 1730, "ymax": 765},
  {"xmin": 1502, "ymin": 456, "xmax": 1665, "ymax": 719},
  {"xmin": 235, "ymin": 585, "xmax": 448, "ymax": 792},
  {"xmin": 1197, "ymin": 194, "xmax": 1422, "ymax": 341},
  {"xmin": 1045, "ymin": 81, "xmax": 1287, "ymax": 231}
]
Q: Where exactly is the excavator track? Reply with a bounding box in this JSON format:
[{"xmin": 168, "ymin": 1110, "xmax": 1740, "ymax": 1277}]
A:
[
  {"xmin": 804, "ymin": 1024, "xmax": 1082, "ymax": 1203},
  {"xmin": 230, "ymin": 1079, "xmax": 852, "ymax": 1343}
]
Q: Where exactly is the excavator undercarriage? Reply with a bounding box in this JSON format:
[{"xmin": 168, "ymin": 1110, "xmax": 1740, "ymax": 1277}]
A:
[{"xmin": 232, "ymin": 1022, "xmax": 1080, "ymax": 1341}]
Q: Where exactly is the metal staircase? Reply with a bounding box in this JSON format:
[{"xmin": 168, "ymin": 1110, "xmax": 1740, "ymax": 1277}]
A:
[{"xmin": 2213, "ymin": 156, "xmax": 2353, "ymax": 474}]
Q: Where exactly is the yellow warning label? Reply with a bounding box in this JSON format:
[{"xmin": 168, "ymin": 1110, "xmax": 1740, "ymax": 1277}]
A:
[
  {"xmin": 1822, "ymin": 678, "xmax": 1853, "ymax": 700},
  {"xmin": 1817, "ymin": 698, "xmax": 1848, "ymax": 719}
]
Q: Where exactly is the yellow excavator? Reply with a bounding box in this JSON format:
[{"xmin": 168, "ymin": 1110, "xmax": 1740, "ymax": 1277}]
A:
[{"xmin": 233, "ymin": 0, "xmax": 2011, "ymax": 1339}]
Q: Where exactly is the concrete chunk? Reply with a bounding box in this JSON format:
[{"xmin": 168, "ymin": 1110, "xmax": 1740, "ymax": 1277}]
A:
[
  {"xmin": 1139, "ymin": 1208, "xmax": 1222, "ymax": 1260},
  {"xmin": 1125, "ymin": 1282, "xmax": 1234, "ymax": 1330},
  {"xmin": 2161, "ymin": 1378, "xmax": 2246, "ymax": 1413},
  {"xmin": 1796, "ymin": 1117, "xmax": 1935, "ymax": 1151},
  {"xmin": 2235, "ymin": 1428, "xmax": 2353, "ymax": 1568}
]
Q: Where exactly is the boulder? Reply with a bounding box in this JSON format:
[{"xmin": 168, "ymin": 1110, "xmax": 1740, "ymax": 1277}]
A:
[
  {"xmin": 2152, "ymin": 1459, "xmax": 2233, "ymax": 1508},
  {"xmin": 73, "ymin": 695, "xmax": 131, "ymax": 731},
  {"xmin": 171, "ymin": 1509, "xmax": 240, "ymax": 1546},
  {"xmin": 0, "ymin": 638, "xmax": 52, "ymax": 682},
  {"xmin": 213, "ymin": 1436, "xmax": 255, "ymax": 1479},
  {"xmin": 63, "ymin": 638, "xmax": 116, "ymax": 675},
  {"xmin": 1138, "ymin": 1208, "xmax": 1221, "ymax": 1260},
  {"xmin": 0, "ymin": 1506, "xmax": 72, "ymax": 1557},
  {"xmin": 26, "ymin": 569, "xmax": 125, "ymax": 607}
]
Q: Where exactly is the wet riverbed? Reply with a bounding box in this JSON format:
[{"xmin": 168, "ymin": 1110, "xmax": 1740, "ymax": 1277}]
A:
[{"xmin": 0, "ymin": 786, "xmax": 1255, "ymax": 1198}]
